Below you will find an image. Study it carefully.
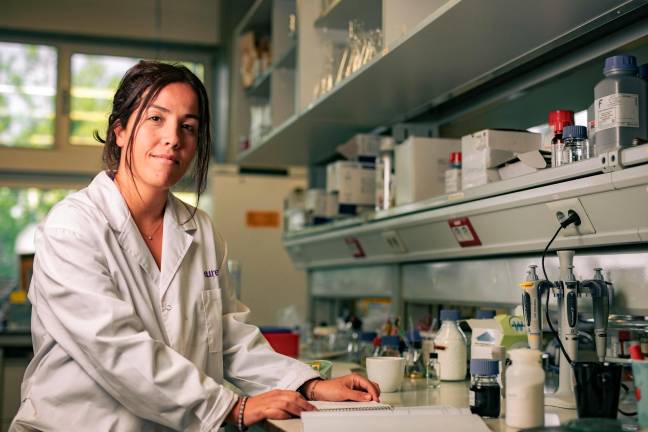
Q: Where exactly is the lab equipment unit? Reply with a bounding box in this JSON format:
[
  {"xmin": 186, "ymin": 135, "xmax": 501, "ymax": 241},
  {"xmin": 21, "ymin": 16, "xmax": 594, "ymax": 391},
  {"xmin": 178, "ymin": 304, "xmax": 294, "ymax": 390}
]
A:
[
  {"xmin": 594, "ymin": 54, "xmax": 648, "ymax": 153},
  {"xmin": 521, "ymin": 249, "xmax": 612, "ymax": 409}
]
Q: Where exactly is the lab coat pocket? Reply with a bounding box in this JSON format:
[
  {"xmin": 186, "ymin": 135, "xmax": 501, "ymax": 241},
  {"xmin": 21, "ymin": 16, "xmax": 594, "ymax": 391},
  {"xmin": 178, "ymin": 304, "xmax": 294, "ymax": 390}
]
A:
[{"xmin": 201, "ymin": 289, "xmax": 223, "ymax": 353}]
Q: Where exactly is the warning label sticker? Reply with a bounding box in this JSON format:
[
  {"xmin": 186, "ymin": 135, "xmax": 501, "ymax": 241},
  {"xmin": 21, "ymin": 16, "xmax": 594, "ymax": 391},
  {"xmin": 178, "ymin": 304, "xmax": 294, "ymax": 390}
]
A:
[{"xmin": 595, "ymin": 93, "xmax": 639, "ymax": 131}]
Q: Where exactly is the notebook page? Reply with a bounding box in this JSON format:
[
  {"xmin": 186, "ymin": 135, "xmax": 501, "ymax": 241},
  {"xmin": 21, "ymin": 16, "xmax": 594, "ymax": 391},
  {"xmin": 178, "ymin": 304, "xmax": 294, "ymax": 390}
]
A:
[{"xmin": 302, "ymin": 405, "xmax": 490, "ymax": 432}]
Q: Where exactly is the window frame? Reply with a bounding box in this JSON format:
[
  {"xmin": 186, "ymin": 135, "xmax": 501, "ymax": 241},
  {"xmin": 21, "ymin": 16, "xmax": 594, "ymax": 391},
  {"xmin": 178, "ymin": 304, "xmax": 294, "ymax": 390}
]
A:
[{"xmin": 0, "ymin": 35, "xmax": 214, "ymax": 176}]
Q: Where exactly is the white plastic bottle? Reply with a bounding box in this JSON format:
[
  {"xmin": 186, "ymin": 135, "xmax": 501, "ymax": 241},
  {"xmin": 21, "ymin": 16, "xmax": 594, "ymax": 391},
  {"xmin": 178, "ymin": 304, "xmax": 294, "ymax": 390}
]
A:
[
  {"xmin": 506, "ymin": 348, "xmax": 545, "ymax": 429},
  {"xmin": 434, "ymin": 309, "xmax": 467, "ymax": 381}
]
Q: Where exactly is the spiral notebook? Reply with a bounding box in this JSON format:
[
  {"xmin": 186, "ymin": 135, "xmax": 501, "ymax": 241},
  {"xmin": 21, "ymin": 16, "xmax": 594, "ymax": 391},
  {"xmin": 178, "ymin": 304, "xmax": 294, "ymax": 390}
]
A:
[
  {"xmin": 302, "ymin": 403, "xmax": 490, "ymax": 432},
  {"xmin": 309, "ymin": 401, "xmax": 393, "ymax": 412}
]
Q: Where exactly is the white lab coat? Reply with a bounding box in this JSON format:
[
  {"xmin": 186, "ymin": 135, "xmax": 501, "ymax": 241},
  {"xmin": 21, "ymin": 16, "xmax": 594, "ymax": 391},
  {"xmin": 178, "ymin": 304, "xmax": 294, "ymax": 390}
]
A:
[{"xmin": 11, "ymin": 171, "xmax": 319, "ymax": 432}]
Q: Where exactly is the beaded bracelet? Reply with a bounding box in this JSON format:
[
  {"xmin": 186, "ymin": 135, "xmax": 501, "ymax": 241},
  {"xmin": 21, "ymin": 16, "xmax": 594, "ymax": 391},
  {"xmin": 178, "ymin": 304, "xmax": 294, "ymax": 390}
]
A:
[
  {"xmin": 237, "ymin": 396, "xmax": 249, "ymax": 432},
  {"xmin": 308, "ymin": 379, "xmax": 322, "ymax": 401}
]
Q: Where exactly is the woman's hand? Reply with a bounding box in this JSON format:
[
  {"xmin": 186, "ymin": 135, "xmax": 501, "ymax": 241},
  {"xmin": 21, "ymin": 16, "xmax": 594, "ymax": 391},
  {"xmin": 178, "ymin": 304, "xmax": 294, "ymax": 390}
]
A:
[
  {"xmin": 227, "ymin": 390, "xmax": 316, "ymax": 427},
  {"xmin": 305, "ymin": 373, "xmax": 381, "ymax": 402}
]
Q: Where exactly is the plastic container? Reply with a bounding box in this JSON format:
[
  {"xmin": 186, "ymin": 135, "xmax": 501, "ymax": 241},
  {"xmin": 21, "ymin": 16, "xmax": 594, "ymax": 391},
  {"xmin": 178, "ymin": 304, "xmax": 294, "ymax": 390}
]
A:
[
  {"xmin": 434, "ymin": 309, "xmax": 468, "ymax": 381},
  {"xmin": 261, "ymin": 327, "xmax": 300, "ymax": 358},
  {"xmin": 444, "ymin": 152, "xmax": 462, "ymax": 194},
  {"xmin": 548, "ymin": 110, "xmax": 575, "ymax": 167},
  {"xmin": 561, "ymin": 125, "xmax": 592, "ymax": 164},
  {"xmin": 594, "ymin": 54, "xmax": 648, "ymax": 153},
  {"xmin": 505, "ymin": 348, "xmax": 544, "ymax": 429},
  {"xmin": 375, "ymin": 137, "xmax": 396, "ymax": 211},
  {"xmin": 469, "ymin": 359, "xmax": 500, "ymax": 418}
]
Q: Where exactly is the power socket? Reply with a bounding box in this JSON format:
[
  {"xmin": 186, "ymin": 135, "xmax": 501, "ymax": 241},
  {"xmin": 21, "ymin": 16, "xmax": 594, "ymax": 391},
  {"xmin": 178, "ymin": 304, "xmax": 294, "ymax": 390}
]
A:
[
  {"xmin": 382, "ymin": 230, "xmax": 408, "ymax": 253},
  {"xmin": 545, "ymin": 198, "xmax": 596, "ymax": 237}
]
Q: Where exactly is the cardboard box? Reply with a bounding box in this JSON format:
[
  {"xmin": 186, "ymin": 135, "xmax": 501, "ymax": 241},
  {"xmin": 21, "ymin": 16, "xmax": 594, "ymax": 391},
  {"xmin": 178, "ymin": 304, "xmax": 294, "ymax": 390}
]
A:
[
  {"xmin": 336, "ymin": 134, "xmax": 384, "ymax": 162},
  {"xmin": 497, "ymin": 150, "xmax": 551, "ymax": 180},
  {"xmin": 395, "ymin": 137, "xmax": 461, "ymax": 205},
  {"xmin": 326, "ymin": 161, "xmax": 375, "ymax": 206},
  {"xmin": 462, "ymin": 129, "xmax": 541, "ymax": 189}
]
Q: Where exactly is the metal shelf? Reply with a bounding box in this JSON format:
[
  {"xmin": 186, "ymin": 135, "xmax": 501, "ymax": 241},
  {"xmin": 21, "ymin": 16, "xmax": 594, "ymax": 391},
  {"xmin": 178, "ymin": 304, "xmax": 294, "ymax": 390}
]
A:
[
  {"xmin": 245, "ymin": 68, "xmax": 272, "ymax": 99},
  {"xmin": 283, "ymin": 146, "xmax": 648, "ymax": 269},
  {"xmin": 314, "ymin": 0, "xmax": 382, "ymax": 30},
  {"xmin": 238, "ymin": 0, "xmax": 647, "ymax": 167},
  {"xmin": 274, "ymin": 42, "xmax": 297, "ymax": 70},
  {"xmin": 236, "ymin": 0, "xmax": 272, "ymax": 34}
]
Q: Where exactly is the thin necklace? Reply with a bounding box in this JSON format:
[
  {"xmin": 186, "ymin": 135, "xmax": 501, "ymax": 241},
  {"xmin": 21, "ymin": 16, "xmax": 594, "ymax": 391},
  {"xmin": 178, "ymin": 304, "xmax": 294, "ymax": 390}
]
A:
[
  {"xmin": 145, "ymin": 218, "xmax": 164, "ymax": 241},
  {"xmin": 114, "ymin": 174, "xmax": 164, "ymax": 241}
]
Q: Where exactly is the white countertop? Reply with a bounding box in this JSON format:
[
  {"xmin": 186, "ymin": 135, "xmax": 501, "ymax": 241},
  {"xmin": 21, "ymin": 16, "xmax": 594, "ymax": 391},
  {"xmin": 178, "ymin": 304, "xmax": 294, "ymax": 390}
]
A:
[{"xmin": 264, "ymin": 362, "xmax": 581, "ymax": 432}]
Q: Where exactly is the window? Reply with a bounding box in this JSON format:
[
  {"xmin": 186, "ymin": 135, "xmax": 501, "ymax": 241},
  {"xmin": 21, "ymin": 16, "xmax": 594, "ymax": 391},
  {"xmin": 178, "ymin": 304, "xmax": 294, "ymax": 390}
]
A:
[
  {"xmin": 0, "ymin": 41, "xmax": 57, "ymax": 148},
  {"xmin": 70, "ymin": 53, "xmax": 206, "ymax": 146},
  {"xmin": 0, "ymin": 187, "xmax": 75, "ymax": 293}
]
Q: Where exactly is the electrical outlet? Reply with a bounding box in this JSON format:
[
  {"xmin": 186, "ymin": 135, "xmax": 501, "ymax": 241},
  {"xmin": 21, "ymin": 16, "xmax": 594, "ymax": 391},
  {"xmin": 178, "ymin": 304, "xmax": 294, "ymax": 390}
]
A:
[
  {"xmin": 545, "ymin": 198, "xmax": 596, "ymax": 237},
  {"xmin": 382, "ymin": 230, "xmax": 408, "ymax": 253}
]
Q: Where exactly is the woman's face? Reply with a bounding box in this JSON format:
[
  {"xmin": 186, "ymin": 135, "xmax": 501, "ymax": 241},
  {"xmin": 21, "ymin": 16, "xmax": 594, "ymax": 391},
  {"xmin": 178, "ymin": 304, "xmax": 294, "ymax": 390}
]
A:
[{"xmin": 115, "ymin": 82, "xmax": 199, "ymax": 191}]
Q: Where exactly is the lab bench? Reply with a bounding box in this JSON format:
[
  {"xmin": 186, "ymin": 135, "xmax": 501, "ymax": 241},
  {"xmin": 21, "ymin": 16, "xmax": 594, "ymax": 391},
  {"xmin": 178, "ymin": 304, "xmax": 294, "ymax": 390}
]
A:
[{"xmin": 258, "ymin": 362, "xmax": 635, "ymax": 432}]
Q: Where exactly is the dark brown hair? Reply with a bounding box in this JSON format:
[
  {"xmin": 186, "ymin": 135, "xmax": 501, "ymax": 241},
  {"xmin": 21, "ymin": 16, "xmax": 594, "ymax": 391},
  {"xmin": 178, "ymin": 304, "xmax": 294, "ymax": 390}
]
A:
[{"xmin": 94, "ymin": 60, "xmax": 210, "ymax": 219}]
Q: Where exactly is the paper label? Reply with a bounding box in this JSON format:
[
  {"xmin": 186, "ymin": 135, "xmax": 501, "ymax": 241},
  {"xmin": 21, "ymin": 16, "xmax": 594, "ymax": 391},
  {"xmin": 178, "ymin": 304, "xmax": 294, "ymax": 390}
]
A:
[
  {"xmin": 469, "ymin": 390, "xmax": 476, "ymax": 407},
  {"xmin": 448, "ymin": 217, "xmax": 482, "ymax": 247},
  {"xmin": 595, "ymin": 93, "xmax": 639, "ymax": 131},
  {"xmin": 246, "ymin": 211, "xmax": 280, "ymax": 228}
]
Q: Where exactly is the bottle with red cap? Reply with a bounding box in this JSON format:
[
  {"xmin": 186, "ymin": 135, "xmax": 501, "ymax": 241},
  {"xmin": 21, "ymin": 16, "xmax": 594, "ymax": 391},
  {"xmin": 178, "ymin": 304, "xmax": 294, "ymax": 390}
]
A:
[
  {"xmin": 548, "ymin": 110, "xmax": 575, "ymax": 167},
  {"xmin": 444, "ymin": 151, "xmax": 462, "ymax": 194}
]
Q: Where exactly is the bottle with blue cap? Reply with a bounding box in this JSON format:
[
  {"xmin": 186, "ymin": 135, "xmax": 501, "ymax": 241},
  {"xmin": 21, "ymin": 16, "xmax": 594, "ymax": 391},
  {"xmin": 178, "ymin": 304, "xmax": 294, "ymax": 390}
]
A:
[
  {"xmin": 469, "ymin": 359, "xmax": 500, "ymax": 418},
  {"xmin": 560, "ymin": 125, "xmax": 591, "ymax": 165},
  {"xmin": 434, "ymin": 309, "xmax": 468, "ymax": 381},
  {"xmin": 594, "ymin": 54, "xmax": 648, "ymax": 153}
]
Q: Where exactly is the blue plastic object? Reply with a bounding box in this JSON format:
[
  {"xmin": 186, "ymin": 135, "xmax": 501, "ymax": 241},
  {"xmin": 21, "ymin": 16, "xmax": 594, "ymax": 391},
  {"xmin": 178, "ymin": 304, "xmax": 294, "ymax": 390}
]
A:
[
  {"xmin": 603, "ymin": 54, "xmax": 638, "ymax": 75},
  {"xmin": 406, "ymin": 330, "xmax": 422, "ymax": 343},
  {"xmin": 440, "ymin": 309, "xmax": 460, "ymax": 322},
  {"xmin": 381, "ymin": 335, "xmax": 400, "ymax": 347},
  {"xmin": 639, "ymin": 63, "xmax": 648, "ymax": 80},
  {"xmin": 475, "ymin": 310, "xmax": 496, "ymax": 319},
  {"xmin": 360, "ymin": 331, "xmax": 377, "ymax": 342},
  {"xmin": 470, "ymin": 359, "xmax": 499, "ymax": 376},
  {"xmin": 562, "ymin": 125, "xmax": 588, "ymax": 139}
]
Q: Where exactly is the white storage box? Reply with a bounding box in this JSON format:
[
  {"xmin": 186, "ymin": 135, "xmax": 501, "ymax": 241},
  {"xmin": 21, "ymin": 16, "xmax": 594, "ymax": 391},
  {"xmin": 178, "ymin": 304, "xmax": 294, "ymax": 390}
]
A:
[
  {"xmin": 326, "ymin": 161, "xmax": 375, "ymax": 206},
  {"xmin": 395, "ymin": 137, "xmax": 461, "ymax": 205},
  {"xmin": 462, "ymin": 129, "xmax": 541, "ymax": 189},
  {"xmin": 336, "ymin": 134, "xmax": 382, "ymax": 162},
  {"xmin": 304, "ymin": 189, "xmax": 337, "ymax": 218}
]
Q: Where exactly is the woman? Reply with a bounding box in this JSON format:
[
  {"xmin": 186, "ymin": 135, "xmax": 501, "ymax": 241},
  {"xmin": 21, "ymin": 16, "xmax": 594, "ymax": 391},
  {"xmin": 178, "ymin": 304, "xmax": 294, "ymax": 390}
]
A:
[{"xmin": 11, "ymin": 61, "xmax": 379, "ymax": 431}]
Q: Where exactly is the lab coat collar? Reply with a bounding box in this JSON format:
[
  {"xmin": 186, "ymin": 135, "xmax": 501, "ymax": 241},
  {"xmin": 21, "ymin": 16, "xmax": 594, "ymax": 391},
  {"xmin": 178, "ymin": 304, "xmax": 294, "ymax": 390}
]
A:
[
  {"xmin": 87, "ymin": 171, "xmax": 198, "ymax": 294},
  {"xmin": 87, "ymin": 171, "xmax": 197, "ymax": 234}
]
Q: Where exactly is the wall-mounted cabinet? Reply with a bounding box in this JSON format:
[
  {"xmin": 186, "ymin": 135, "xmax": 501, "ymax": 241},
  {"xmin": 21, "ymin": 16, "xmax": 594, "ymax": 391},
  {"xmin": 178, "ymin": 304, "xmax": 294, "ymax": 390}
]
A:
[
  {"xmin": 230, "ymin": 0, "xmax": 298, "ymax": 156},
  {"xmin": 234, "ymin": 0, "xmax": 648, "ymax": 167}
]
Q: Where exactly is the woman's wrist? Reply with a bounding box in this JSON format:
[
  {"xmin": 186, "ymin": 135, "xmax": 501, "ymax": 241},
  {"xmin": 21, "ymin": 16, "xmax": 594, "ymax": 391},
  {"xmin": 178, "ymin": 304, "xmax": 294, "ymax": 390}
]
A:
[
  {"xmin": 299, "ymin": 378, "xmax": 323, "ymax": 400},
  {"xmin": 226, "ymin": 397, "xmax": 242, "ymax": 425},
  {"xmin": 227, "ymin": 395, "xmax": 249, "ymax": 430}
]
